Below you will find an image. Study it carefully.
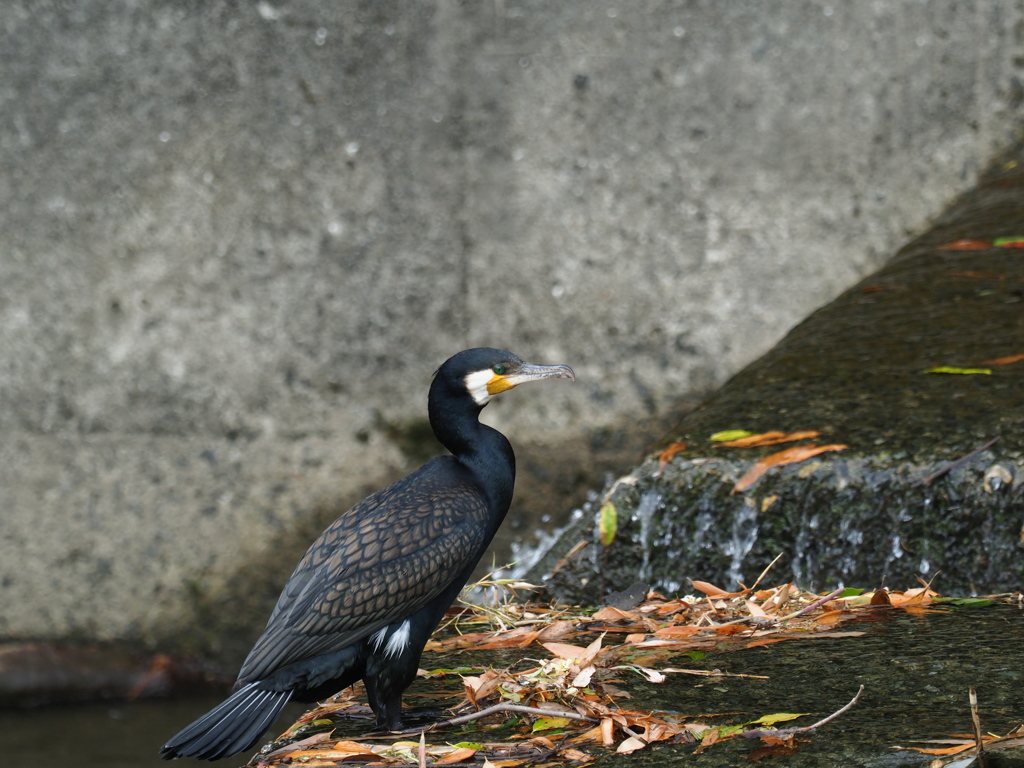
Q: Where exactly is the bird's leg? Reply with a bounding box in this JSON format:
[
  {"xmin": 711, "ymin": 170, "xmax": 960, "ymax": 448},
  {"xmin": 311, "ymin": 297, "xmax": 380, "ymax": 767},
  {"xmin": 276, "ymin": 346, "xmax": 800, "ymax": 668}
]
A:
[
  {"xmin": 381, "ymin": 694, "xmax": 404, "ymax": 731},
  {"xmin": 364, "ymin": 675, "xmax": 404, "ymax": 731}
]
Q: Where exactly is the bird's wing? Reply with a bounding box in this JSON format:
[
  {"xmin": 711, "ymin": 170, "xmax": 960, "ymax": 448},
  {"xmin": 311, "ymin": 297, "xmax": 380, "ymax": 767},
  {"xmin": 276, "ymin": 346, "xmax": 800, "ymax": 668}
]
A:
[{"xmin": 237, "ymin": 459, "xmax": 491, "ymax": 682}]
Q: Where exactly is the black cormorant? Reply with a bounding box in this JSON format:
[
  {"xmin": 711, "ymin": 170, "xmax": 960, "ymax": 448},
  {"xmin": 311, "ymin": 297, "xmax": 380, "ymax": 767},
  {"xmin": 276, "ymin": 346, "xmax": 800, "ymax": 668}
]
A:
[{"xmin": 161, "ymin": 348, "xmax": 574, "ymax": 760}]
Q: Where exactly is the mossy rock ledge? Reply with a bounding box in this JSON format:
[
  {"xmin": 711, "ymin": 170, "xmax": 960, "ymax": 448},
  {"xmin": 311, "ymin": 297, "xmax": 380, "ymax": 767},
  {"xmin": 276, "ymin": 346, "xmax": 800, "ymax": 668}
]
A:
[{"xmin": 526, "ymin": 147, "xmax": 1024, "ymax": 601}]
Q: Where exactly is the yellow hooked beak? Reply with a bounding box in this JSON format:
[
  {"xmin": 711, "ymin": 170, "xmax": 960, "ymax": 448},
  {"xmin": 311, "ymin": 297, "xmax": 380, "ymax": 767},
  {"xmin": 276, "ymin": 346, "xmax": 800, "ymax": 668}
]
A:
[{"xmin": 486, "ymin": 361, "xmax": 575, "ymax": 395}]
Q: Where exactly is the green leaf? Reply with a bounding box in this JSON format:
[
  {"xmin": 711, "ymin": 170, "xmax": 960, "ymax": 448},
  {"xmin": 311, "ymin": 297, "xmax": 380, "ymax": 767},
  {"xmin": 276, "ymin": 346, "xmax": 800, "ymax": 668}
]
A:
[
  {"xmin": 453, "ymin": 742, "xmax": 484, "ymax": 750},
  {"xmin": 682, "ymin": 650, "xmax": 706, "ymax": 661},
  {"xmin": 923, "ymin": 366, "xmax": 992, "ymax": 375},
  {"xmin": 993, "ymin": 236, "xmax": 1024, "ymax": 247},
  {"xmin": 532, "ymin": 717, "xmax": 571, "ymax": 732},
  {"xmin": 837, "ymin": 587, "xmax": 864, "ymax": 598},
  {"xmin": 710, "ymin": 429, "xmax": 754, "ymax": 442},
  {"xmin": 311, "ymin": 718, "xmax": 333, "ymax": 726},
  {"xmin": 935, "ymin": 597, "xmax": 993, "ymax": 607},
  {"xmin": 748, "ymin": 712, "xmax": 809, "ymax": 726},
  {"xmin": 599, "ymin": 502, "xmax": 617, "ymax": 547}
]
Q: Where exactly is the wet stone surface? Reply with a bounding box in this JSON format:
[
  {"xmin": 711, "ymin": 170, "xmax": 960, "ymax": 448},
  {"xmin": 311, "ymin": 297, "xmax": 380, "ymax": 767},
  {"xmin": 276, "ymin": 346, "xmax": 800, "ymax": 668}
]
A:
[
  {"xmin": 527, "ymin": 146, "xmax": 1024, "ymax": 600},
  {"xmin": 5, "ymin": 604, "xmax": 1020, "ymax": 767}
]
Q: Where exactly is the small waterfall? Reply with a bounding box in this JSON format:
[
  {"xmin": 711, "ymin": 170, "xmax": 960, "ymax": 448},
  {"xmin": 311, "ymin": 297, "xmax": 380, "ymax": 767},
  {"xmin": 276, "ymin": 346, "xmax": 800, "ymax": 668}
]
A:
[
  {"xmin": 634, "ymin": 491, "xmax": 662, "ymax": 583},
  {"xmin": 724, "ymin": 500, "xmax": 759, "ymax": 586}
]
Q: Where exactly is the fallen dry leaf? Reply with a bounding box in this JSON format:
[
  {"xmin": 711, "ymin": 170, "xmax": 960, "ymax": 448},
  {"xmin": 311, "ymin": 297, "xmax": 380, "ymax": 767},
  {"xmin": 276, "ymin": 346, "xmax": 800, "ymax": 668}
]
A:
[
  {"xmin": 747, "ymin": 736, "xmax": 801, "ymax": 761},
  {"xmin": 715, "ymin": 430, "xmax": 821, "ymax": 448},
  {"xmin": 572, "ymin": 665, "xmax": 596, "ymax": 688},
  {"xmin": 732, "ymin": 444, "xmax": 849, "ymax": 493},
  {"xmin": 476, "ymin": 629, "xmax": 541, "ymax": 650},
  {"xmin": 746, "ymin": 600, "xmax": 769, "ymax": 618},
  {"xmin": 983, "ymin": 352, "xmax": 1024, "ymax": 365},
  {"xmin": 591, "ymin": 606, "xmax": 636, "ymax": 622},
  {"xmin": 689, "ymin": 580, "xmax": 747, "ymax": 598},
  {"xmin": 616, "ymin": 735, "xmax": 647, "ymax": 754},
  {"xmin": 655, "ymin": 442, "xmax": 687, "ymax": 476},
  {"xmin": 434, "ymin": 747, "xmax": 479, "ymax": 764},
  {"xmin": 869, "ymin": 589, "xmax": 892, "ymax": 606},
  {"xmin": 536, "ymin": 621, "xmax": 578, "ymax": 642},
  {"xmin": 937, "ymin": 238, "xmax": 989, "ymax": 250}
]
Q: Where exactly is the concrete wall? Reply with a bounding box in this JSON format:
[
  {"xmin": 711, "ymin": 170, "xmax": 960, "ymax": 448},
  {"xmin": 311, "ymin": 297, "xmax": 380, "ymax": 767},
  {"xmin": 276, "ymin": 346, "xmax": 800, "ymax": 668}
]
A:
[{"xmin": 1, "ymin": 0, "xmax": 1022, "ymax": 657}]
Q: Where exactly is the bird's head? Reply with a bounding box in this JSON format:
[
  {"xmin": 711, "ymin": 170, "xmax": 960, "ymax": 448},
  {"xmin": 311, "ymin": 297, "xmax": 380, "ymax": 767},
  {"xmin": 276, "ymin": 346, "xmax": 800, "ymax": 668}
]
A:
[{"xmin": 434, "ymin": 348, "xmax": 575, "ymax": 408}]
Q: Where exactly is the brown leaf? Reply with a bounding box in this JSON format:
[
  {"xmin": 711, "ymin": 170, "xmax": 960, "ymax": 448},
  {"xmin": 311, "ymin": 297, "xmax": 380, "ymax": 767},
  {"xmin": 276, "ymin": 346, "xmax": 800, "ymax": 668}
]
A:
[
  {"xmin": 561, "ymin": 747, "xmax": 593, "ymax": 761},
  {"xmin": 889, "ymin": 587, "xmax": 937, "ymax": 607},
  {"xmin": 600, "ymin": 717, "xmax": 616, "ymax": 746},
  {"xmin": 746, "ymin": 600, "xmax": 769, "ymax": 618},
  {"xmin": 434, "ymin": 747, "xmax": 479, "ymax": 764},
  {"xmin": 745, "ymin": 637, "xmax": 789, "ymax": 649},
  {"xmin": 572, "ymin": 665, "xmax": 596, "ymax": 688},
  {"xmin": 715, "ymin": 430, "xmax": 821, "ymax": 448},
  {"xmin": 983, "ymin": 352, "xmax": 1024, "ymax": 365},
  {"xmin": 329, "ymin": 741, "xmax": 378, "ymax": 755},
  {"xmin": 591, "ymin": 606, "xmax": 637, "ymax": 622},
  {"xmin": 712, "ymin": 624, "xmax": 748, "ymax": 636},
  {"xmin": 542, "ymin": 641, "xmax": 593, "ymax": 661},
  {"xmin": 694, "ymin": 727, "xmax": 720, "ymax": 754},
  {"xmin": 869, "ymin": 589, "xmax": 891, "ymax": 606},
  {"xmin": 284, "ymin": 741, "xmax": 379, "ymax": 761},
  {"xmin": 616, "ymin": 736, "xmax": 648, "ymax": 754},
  {"xmin": 814, "ymin": 609, "xmax": 852, "ymax": 625},
  {"xmin": 689, "ymin": 580, "xmax": 734, "ymax": 597},
  {"xmin": 476, "ymin": 629, "xmax": 541, "ymax": 649},
  {"xmin": 732, "ymin": 444, "xmax": 849, "ymax": 493},
  {"xmin": 655, "ymin": 442, "xmax": 687, "ymax": 475},
  {"xmin": 937, "ymin": 239, "xmax": 989, "ymax": 250},
  {"xmin": 893, "ymin": 743, "xmax": 974, "ymax": 756},
  {"xmin": 425, "ymin": 631, "xmax": 495, "ymax": 651},
  {"xmin": 652, "ymin": 625, "xmax": 701, "ymax": 639},
  {"xmin": 747, "ymin": 737, "xmax": 800, "ymax": 761},
  {"xmin": 536, "ymin": 621, "xmax": 578, "ymax": 642},
  {"xmin": 652, "ymin": 598, "xmax": 693, "ymax": 615}
]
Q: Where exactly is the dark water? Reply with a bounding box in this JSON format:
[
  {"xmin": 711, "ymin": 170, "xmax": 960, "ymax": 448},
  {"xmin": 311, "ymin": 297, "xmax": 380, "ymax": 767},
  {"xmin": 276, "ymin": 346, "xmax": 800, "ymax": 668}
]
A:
[
  {"xmin": 0, "ymin": 695, "xmax": 305, "ymax": 768},
  {"xmin": 0, "ymin": 604, "xmax": 1021, "ymax": 767}
]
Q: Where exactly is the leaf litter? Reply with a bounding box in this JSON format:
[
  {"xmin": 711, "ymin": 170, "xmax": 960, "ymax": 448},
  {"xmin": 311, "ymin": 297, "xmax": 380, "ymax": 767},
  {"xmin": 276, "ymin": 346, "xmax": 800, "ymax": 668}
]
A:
[{"xmin": 244, "ymin": 560, "xmax": 1021, "ymax": 767}]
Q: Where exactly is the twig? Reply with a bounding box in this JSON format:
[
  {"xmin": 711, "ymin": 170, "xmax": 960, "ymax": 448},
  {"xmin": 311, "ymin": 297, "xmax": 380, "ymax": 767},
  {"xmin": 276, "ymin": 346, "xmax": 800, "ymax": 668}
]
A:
[
  {"xmin": 663, "ymin": 668, "xmax": 770, "ymax": 680},
  {"xmin": 742, "ymin": 685, "xmax": 864, "ymax": 738},
  {"xmin": 778, "ymin": 586, "xmax": 845, "ymax": 622},
  {"xmin": 548, "ymin": 539, "xmax": 589, "ymax": 578},
  {"xmin": 970, "ymin": 687, "xmax": 984, "ymax": 759},
  {"xmin": 918, "ymin": 436, "xmax": 1000, "ymax": 486},
  {"xmin": 397, "ymin": 703, "xmax": 598, "ymax": 734},
  {"xmin": 747, "ymin": 552, "xmax": 785, "ymax": 593}
]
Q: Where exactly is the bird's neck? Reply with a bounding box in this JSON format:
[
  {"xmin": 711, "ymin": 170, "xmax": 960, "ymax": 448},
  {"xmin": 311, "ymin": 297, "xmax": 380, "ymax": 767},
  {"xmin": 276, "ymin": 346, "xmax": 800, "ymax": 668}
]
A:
[{"xmin": 429, "ymin": 398, "xmax": 516, "ymax": 517}]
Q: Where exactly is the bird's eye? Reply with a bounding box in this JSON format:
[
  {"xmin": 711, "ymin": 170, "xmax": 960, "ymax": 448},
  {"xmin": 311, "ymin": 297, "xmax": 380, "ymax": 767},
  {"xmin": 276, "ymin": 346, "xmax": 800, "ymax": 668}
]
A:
[{"xmin": 492, "ymin": 364, "xmax": 506, "ymax": 375}]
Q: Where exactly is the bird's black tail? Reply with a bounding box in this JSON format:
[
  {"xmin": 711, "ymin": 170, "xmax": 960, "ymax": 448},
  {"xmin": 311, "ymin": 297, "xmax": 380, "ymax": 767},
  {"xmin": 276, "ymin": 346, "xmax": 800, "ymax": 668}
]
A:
[{"xmin": 160, "ymin": 682, "xmax": 292, "ymax": 760}]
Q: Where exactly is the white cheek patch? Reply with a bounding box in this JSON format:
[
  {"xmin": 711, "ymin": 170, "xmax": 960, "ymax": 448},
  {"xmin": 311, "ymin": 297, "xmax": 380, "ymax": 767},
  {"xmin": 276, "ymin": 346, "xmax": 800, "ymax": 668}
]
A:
[{"xmin": 464, "ymin": 369, "xmax": 495, "ymax": 406}]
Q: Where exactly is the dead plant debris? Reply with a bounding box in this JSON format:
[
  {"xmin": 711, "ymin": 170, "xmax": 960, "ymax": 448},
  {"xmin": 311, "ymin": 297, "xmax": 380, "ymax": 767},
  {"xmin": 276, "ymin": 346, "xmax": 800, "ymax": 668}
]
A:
[{"xmin": 246, "ymin": 566, "xmax": 1020, "ymax": 767}]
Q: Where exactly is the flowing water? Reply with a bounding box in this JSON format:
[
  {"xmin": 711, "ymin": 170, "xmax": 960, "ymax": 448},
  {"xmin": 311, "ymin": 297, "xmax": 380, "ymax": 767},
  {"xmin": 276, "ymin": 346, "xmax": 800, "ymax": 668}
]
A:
[{"xmin": 1, "ymin": 604, "xmax": 1021, "ymax": 767}]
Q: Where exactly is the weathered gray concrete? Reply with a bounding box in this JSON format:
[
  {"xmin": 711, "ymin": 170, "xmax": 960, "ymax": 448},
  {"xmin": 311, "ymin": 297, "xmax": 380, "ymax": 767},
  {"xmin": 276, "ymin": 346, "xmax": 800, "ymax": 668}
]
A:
[{"xmin": 1, "ymin": 1, "xmax": 1023, "ymax": 659}]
